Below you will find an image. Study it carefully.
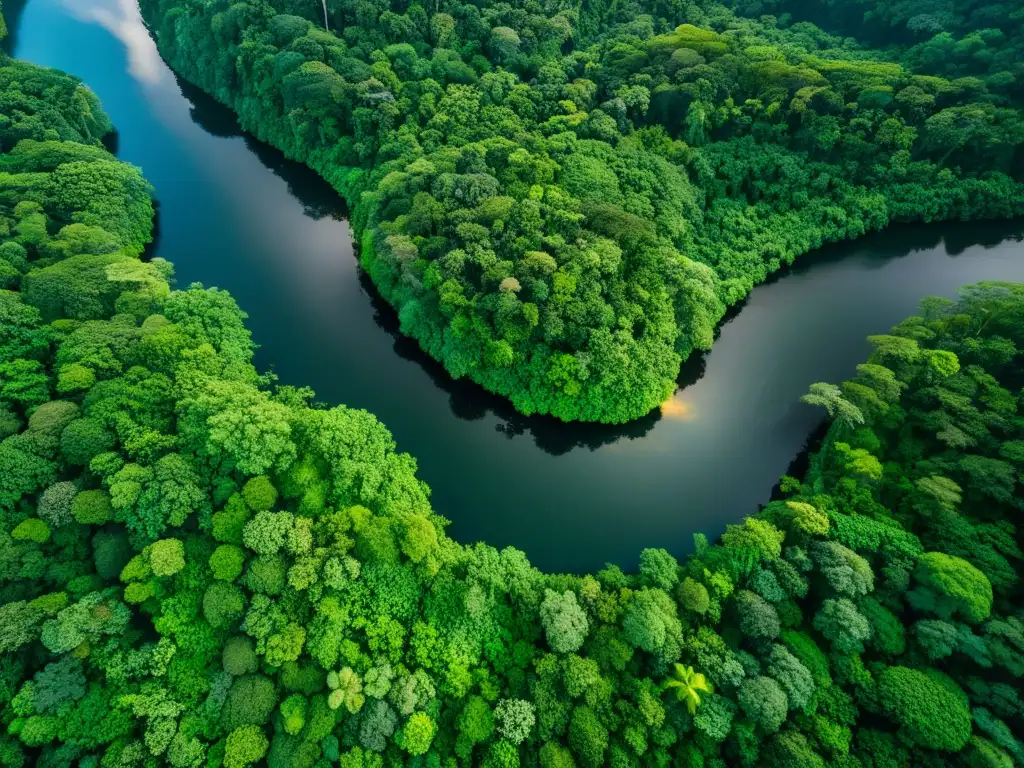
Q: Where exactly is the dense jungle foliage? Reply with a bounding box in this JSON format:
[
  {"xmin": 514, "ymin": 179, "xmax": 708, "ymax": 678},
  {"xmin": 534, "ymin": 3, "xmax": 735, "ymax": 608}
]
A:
[
  {"xmin": 2, "ymin": 22, "xmax": 1024, "ymax": 768},
  {"xmin": 736, "ymin": 0, "xmax": 1024, "ymax": 86},
  {"xmin": 137, "ymin": 0, "xmax": 1024, "ymax": 422}
]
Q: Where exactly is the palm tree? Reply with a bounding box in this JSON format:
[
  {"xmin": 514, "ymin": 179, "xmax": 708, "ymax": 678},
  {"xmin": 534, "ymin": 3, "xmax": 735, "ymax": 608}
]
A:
[
  {"xmin": 664, "ymin": 663, "xmax": 712, "ymax": 715},
  {"xmin": 801, "ymin": 382, "xmax": 865, "ymax": 434},
  {"xmin": 801, "ymin": 382, "xmax": 867, "ymax": 488}
]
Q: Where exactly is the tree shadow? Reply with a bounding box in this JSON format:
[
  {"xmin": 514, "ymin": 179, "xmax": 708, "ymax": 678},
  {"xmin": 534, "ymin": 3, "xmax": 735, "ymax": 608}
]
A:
[
  {"xmin": 178, "ymin": 75, "xmax": 345, "ymax": 221},
  {"xmin": 762, "ymin": 218, "xmax": 1024, "ymax": 286},
  {"xmin": 357, "ymin": 269, "xmax": 670, "ymax": 455},
  {"xmin": 175, "ymin": 68, "xmax": 678, "ymax": 455},
  {"xmin": 172, "ymin": 62, "xmax": 1024, "ymax": 461},
  {"xmin": 0, "ymin": 0, "xmax": 29, "ymax": 55}
]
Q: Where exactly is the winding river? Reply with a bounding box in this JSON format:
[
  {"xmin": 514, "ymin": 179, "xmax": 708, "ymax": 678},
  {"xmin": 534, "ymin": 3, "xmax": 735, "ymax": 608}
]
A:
[{"xmin": 8, "ymin": 0, "xmax": 1024, "ymax": 572}]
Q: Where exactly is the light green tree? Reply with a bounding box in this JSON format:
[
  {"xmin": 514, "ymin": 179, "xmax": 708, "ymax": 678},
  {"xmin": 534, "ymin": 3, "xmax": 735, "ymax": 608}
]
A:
[{"xmin": 664, "ymin": 664, "xmax": 712, "ymax": 714}]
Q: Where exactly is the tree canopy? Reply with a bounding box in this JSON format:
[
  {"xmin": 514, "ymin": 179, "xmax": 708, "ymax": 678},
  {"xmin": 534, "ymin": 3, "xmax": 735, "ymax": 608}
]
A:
[
  {"xmin": 136, "ymin": 0, "xmax": 1024, "ymax": 422},
  {"xmin": 1, "ymin": 2, "xmax": 1023, "ymax": 767}
]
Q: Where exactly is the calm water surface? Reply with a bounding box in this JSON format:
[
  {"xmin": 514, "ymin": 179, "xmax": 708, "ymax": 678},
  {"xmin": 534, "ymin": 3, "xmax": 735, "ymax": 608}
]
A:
[{"xmin": 10, "ymin": 0, "xmax": 1024, "ymax": 571}]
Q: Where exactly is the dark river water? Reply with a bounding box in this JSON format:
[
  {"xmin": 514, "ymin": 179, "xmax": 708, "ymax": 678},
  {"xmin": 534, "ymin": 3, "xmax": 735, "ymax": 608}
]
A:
[{"xmin": 9, "ymin": 0, "xmax": 1024, "ymax": 572}]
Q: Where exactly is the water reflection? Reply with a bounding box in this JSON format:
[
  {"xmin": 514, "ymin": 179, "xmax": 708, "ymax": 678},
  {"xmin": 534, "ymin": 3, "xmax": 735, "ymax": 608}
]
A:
[
  {"xmin": 660, "ymin": 398, "xmax": 695, "ymax": 421},
  {"xmin": 0, "ymin": 0, "xmax": 28, "ymax": 53},
  {"xmin": 60, "ymin": 0, "xmax": 165, "ymax": 86},
  {"xmin": 360, "ymin": 269, "xmax": 665, "ymax": 454},
  {"xmin": 170, "ymin": 69, "xmax": 1024, "ymax": 464},
  {"xmin": 181, "ymin": 79, "xmax": 344, "ymax": 222},
  {"xmin": 13, "ymin": 0, "xmax": 1024, "ymax": 572},
  {"xmin": 172, "ymin": 62, "xmax": 670, "ymax": 454}
]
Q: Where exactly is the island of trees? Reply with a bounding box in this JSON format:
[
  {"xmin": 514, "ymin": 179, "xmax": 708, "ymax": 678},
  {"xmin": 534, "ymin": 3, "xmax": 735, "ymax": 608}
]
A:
[
  {"xmin": 136, "ymin": 0, "xmax": 1024, "ymax": 422},
  {"xmin": 1, "ymin": 3, "xmax": 1024, "ymax": 765}
]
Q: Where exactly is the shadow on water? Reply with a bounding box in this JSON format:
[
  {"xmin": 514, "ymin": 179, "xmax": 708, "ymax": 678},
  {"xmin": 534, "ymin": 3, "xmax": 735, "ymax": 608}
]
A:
[
  {"xmin": 14, "ymin": 0, "xmax": 1024, "ymax": 571},
  {"xmin": 178, "ymin": 78, "xmax": 239, "ymax": 139},
  {"xmin": 158, "ymin": 70, "xmax": 1024, "ymax": 463},
  {"xmin": 179, "ymin": 77, "xmax": 344, "ymax": 222},
  {"xmin": 141, "ymin": 201, "xmax": 161, "ymax": 262},
  {"xmin": 100, "ymin": 127, "xmax": 119, "ymax": 154},
  {"xmin": 763, "ymin": 217, "xmax": 1024, "ymax": 285},
  {"xmin": 774, "ymin": 420, "xmax": 828, "ymax": 489},
  {"xmin": 176, "ymin": 67, "xmax": 667, "ymax": 456},
  {"xmin": 242, "ymin": 136, "xmax": 344, "ymax": 221},
  {"xmin": 358, "ymin": 267, "xmax": 665, "ymax": 455},
  {"xmin": 52, "ymin": 8, "xmax": 1024, "ymax": 467},
  {"xmin": 0, "ymin": 0, "xmax": 28, "ymax": 55}
]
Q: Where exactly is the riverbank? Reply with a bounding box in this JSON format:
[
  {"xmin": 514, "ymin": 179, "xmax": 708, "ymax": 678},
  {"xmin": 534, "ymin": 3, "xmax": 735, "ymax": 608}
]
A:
[
  {"xmin": 8, "ymin": 0, "xmax": 1024, "ymax": 571},
  {"xmin": 138, "ymin": 0, "xmax": 1024, "ymax": 424},
  {"xmin": 3, "ymin": 7, "xmax": 1023, "ymax": 766}
]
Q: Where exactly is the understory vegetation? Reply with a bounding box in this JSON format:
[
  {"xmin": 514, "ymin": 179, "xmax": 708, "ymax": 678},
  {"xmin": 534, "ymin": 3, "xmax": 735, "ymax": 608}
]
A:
[
  {"xmin": 136, "ymin": 0, "xmax": 1024, "ymax": 422},
  {"xmin": 1, "ymin": 13, "xmax": 1024, "ymax": 766}
]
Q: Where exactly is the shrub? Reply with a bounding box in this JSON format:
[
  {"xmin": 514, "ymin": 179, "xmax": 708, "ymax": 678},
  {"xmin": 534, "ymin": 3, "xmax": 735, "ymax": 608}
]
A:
[
  {"xmin": 37, "ymin": 481, "xmax": 77, "ymax": 528},
  {"xmin": 738, "ymin": 676, "xmax": 789, "ymax": 733},
  {"xmin": 12, "ymin": 518, "xmax": 50, "ymax": 543},
  {"xmin": 908, "ymin": 552, "xmax": 993, "ymax": 625},
  {"xmin": 149, "ymin": 538, "xmax": 185, "ymax": 577},
  {"xmin": 860, "ymin": 597, "xmax": 906, "ymax": 656},
  {"xmin": 400, "ymin": 712, "xmax": 436, "ymax": 755},
  {"xmin": 242, "ymin": 510, "xmax": 293, "ymax": 555},
  {"xmin": 457, "ymin": 695, "xmax": 494, "ymax": 751},
  {"xmin": 813, "ymin": 599, "xmax": 871, "ymax": 654},
  {"xmin": 223, "ymin": 636, "xmax": 259, "ymax": 677},
  {"xmin": 358, "ymin": 699, "xmax": 397, "ymax": 752},
  {"xmin": 677, "ymin": 577, "xmax": 710, "ymax": 615},
  {"xmin": 495, "ymin": 699, "xmax": 535, "ymax": 745},
  {"xmin": 203, "ymin": 582, "xmax": 245, "ymax": 629},
  {"xmin": 242, "ymin": 554, "xmax": 287, "ymax": 595},
  {"xmin": 736, "ymin": 590, "xmax": 781, "ymax": 639},
  {"xmin": 212, "ymin": 494, "xmax": 251, "ymax": 545},
  {"xmin": 28, "ymin": 401, "xmax": 80, "ymax": 436},
  {"xmin": 55, "ymin": 364, "xmax": 96, "ymax": 394},
  {"xmin": 568, "ymin": 706, "xmax": 608, "ymax": 768},
  {"xmin": 221, "ymin": 675, "xmax": 278, "ymax": 732},
  {"xmin": 766, "ymin": 645, "xmax": 815, "ymax": 711},
  {"xmin": 876, "ymin": 666, "xmax": 971, "ymax": 751},
  {"xmin": 209, "ymin": 544, "xmax": 246, "ymax": 582},
  {"xmin": 639, "ymin": 548, "xmax": 679, "ymax": 590},
  {"xmin": 280, "ymin": 694, "xmax": 307, "ymax": 735},
  {"xmin": 92, "ymin": 530, "xmax": 130, "ymax": 580},
  {"xmin": 60, "ymin": 418, "xmax": 113, "ymax": 465},
  {"xmin": 72, "ymin": 489, "xmax": 112, "ymax": 525},
  {"xmin": 484, "ymin": 740, "xmax": 520, "ymax": 768},
  {"xmin": 223, "ymin": 725, "xmax": 268, "ymax": 768},
  {"xmin": 242, "ymin": 475, "xmax": 278, "ymax": 511},
  {"xmin": 539, "ymin": 589, "xmax": 589, "ymax": 654},
  {"xmin": 539, "ymin": 742, "xmax": 576, "ymax": 768}
]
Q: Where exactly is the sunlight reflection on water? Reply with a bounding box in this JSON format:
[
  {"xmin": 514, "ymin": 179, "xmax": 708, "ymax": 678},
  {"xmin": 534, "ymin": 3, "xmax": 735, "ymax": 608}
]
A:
[
  {"xmin": 19, "ymin": 0, "xmax": 1024, "ymax": 571},
  {"xmin": 660, "ymin": 398, "xmax": 695, "ymax": 422}
]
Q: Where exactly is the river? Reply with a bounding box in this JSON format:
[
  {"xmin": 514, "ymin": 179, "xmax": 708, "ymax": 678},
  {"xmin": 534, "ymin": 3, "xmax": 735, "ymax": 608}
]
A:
[{"xmin": 8, "ymin": 0, "xmax": 1024, "ymax": 572}]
